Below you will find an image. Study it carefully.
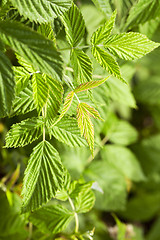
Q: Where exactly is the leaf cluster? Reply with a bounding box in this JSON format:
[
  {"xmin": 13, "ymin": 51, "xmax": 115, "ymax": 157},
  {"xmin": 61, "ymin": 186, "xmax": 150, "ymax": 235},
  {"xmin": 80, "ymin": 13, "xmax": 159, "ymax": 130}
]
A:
[{"xmin": 0, "ymin": 0, "xmax": 160, "ymax": 239}]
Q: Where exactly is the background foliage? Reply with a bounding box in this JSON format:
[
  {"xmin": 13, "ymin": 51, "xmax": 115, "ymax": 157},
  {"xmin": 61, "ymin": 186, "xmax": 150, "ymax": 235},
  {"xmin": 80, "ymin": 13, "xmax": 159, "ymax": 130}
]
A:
[{"xmin": 1, "ymin": 0, "xmax": 160, "ymax": 239}]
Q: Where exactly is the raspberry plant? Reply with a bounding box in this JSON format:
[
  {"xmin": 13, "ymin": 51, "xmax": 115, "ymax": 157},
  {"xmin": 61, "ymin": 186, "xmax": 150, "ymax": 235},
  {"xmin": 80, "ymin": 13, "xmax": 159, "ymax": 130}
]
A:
[{"xmin": 0, "ymin": 0, "xmax": 160, "ymax": 239}]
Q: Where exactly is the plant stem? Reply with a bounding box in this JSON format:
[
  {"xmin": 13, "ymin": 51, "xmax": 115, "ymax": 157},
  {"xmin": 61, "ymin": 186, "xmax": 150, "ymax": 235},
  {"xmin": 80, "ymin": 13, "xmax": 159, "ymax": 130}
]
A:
[
  {"xmin": 43, "ymin": 125, "xmax": 45, "ymax": 141},
  {"xmin": 65, "ymin": 66, "xmax": 106, "ymax": 79},
  {"xmin": 74, "ymin": 212, "xmax": 79, "ymax": 233},
  {"xmin": 68, "ymin": 80, "xmax": 80, "ymax": 103},
  {"xmin": 42, "ymin": 106, "xmax": 46, "ymax": 141},
  {"xmin": 75, "ymin": 93, "xmax": 80, "ymax": 103},
  {"xmin": 59, "ymin": 45, "xmax": 91, "ymax": 51},
  {"xmin": 64, "ymin": 75, "xmax": 81, "ymax": 103},
  {"xmin": 68, "ymin": 197, "xmax": 79, "ymax": 233},
  {"xmin": 65, "ymin": 66, "xmax": 74, "ymax": 72},
  {"xmin": 59, "ymin": 44, "xmax": 104, "ymax": 52},
  {"xmin": 28, "ymin": 222, "xmax": 32, "ymax": 240},
  {"xmin": 29, "ymin": 71, "xmax": 40, "ymax": 76}
]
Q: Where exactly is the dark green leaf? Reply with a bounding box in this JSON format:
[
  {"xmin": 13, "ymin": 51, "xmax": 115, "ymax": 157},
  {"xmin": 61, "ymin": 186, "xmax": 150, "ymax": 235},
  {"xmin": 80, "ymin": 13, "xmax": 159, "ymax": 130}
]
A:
[
  {"xmin": 21, "ymin": 141, "xmax": 64, "ymax": 213},
  {"xmin": 10, "ymin": 0, "xmax": 72, "ymax": 23},
  {"xmin": 0, "ymin": 21, "xmax": 63, "ymax": 80},
  {"xmin": 0, "ymin": 50, "xmax": 15, "ymax": 117},
  {"xmin": 120, "ymin": 192, "xmax": 160, "ymax": 221},
  {"xmin": 0, "ymin": 191, "xmax": 26, "ymax": 237},
  {"xmin": 109, "ymin": 120, "xmax": 138, "ymax": 146}
]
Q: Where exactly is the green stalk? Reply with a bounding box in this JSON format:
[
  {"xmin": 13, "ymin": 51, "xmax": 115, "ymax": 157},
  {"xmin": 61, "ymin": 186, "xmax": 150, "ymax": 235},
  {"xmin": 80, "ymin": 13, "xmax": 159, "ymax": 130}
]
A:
[
  {"xmin": 28, "ymin": 222, "xmax": 32, "ymax": 240},
  {"xmin": 68, "ymin": 197, "xmax": 79, "ymax": 233},
  {"xmin": 42, "ymin": 105, "xmax": 47, "ymax": 141}
]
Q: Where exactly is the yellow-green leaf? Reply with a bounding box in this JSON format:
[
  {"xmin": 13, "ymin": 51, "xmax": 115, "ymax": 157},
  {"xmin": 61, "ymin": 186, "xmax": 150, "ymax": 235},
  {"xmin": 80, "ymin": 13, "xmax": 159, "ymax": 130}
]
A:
[
  {"xmin": 74, "ymin": 76, "xmax": 110, "ymax": 93},
  {"xmin": 77, "ymin": 102, "xmax": 102, "ymax": 155}
]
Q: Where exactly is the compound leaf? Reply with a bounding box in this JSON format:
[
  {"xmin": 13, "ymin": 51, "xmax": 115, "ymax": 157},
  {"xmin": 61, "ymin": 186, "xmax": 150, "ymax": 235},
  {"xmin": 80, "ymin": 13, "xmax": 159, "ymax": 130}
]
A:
[
  {"xmin": 5, "ymin": 117, "xmax": 44, "ymax": 148},
  {"xmin": 79, "ymin": 102, "xmax": 103, "ymax": 120},
  {"xmin": 21, "ymin": 141, "xmax": 64, "ymax": 213},
  {"xmin": 10, "ymin": 0, "xmax": 71, "ymax": 23},
  {"xmin": 77, "ymin": 104, "xmax": 94, "ymax": 154}
]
